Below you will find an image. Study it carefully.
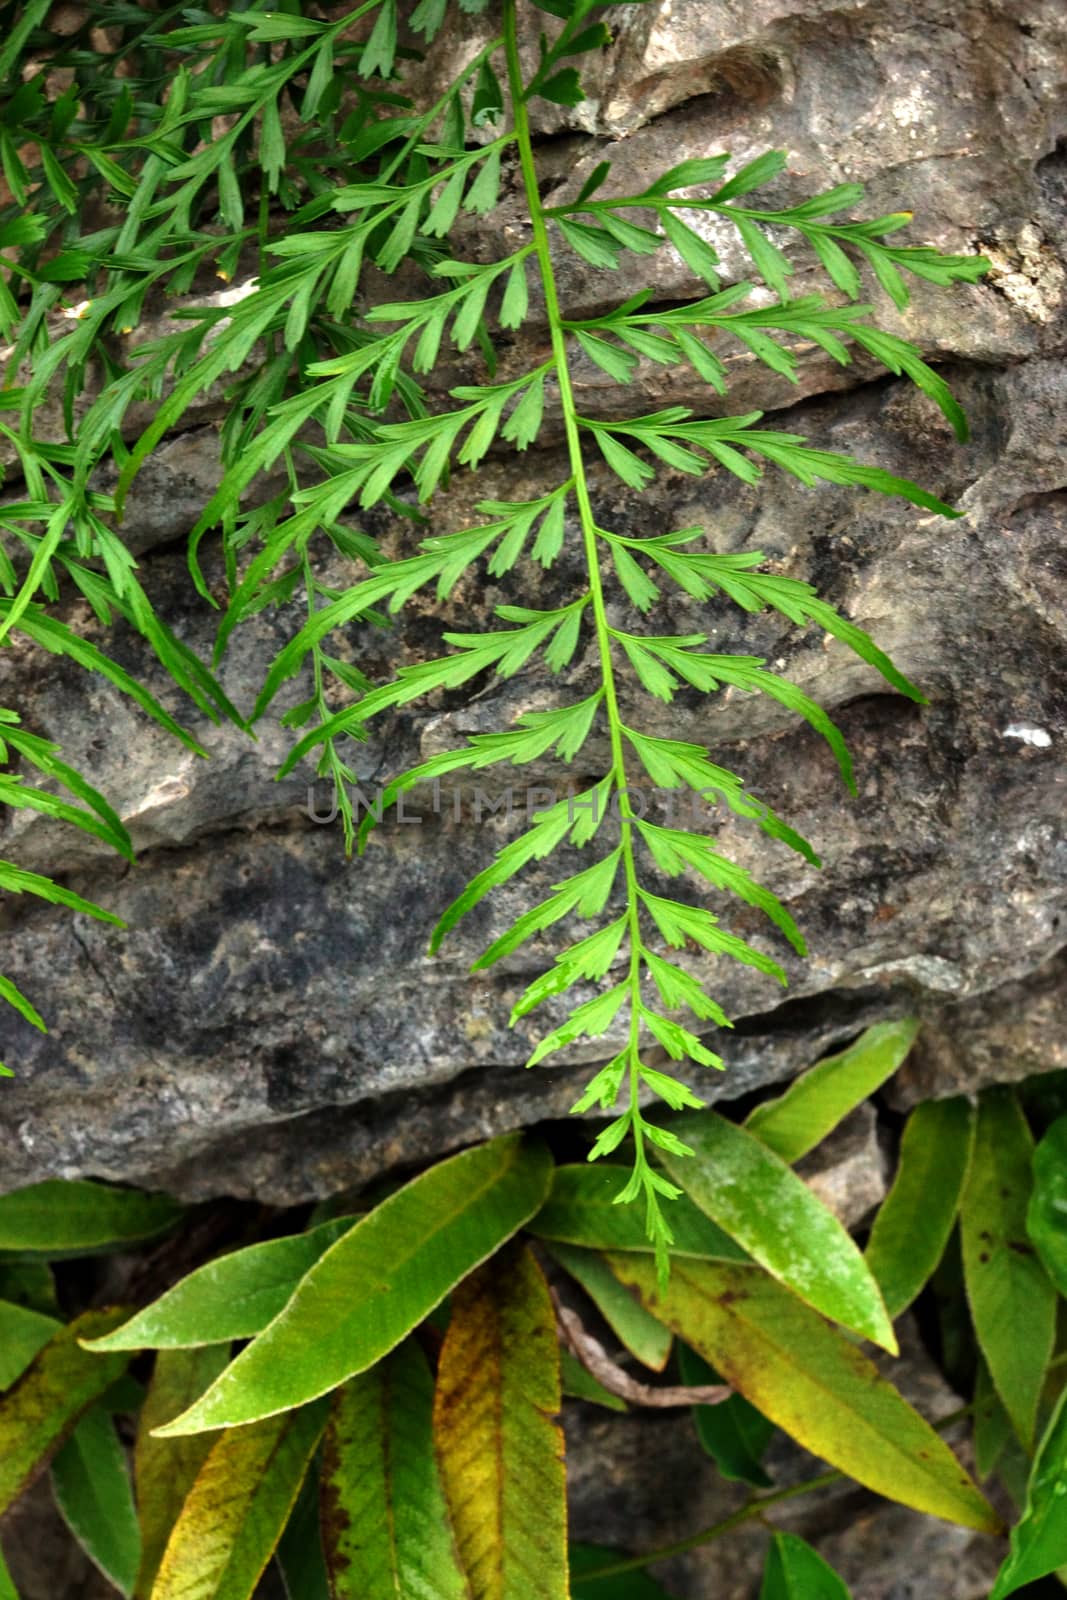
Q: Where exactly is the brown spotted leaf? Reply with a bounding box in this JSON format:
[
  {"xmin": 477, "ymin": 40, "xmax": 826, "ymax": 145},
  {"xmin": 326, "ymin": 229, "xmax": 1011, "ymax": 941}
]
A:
[
  {"xmin": 321, "ymin": 1339, "xmax": 470, "ymax": 1599},
  {"xmin": 134, "ymin": 1346, "xmax": 231, "ymax": 1598},
  {"xmin": 0, "ymin": 1308, "xmax": 129, "ymax": 1513},
  {"xmin": 150, "ymin": 1399, "xmax": 327, "ymax": 1600},
  {"xmin": 434, "ymin": 1243, "xmax": 568, "ymax": 1600}
]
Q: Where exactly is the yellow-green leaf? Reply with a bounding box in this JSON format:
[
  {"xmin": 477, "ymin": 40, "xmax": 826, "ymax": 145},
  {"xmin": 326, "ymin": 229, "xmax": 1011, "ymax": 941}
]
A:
[
  {"xmin": 547, "ymin": 1242, "xmax": 672, "ymax": 1371},
  {"xmin": 0, "ymin": 1298, "xmax": 60, "ymax": 1388},
  {"xmin": 745, "ymin": 1019, "xmax": 919, "ymax": 1162},
  {"xmin": 149, "ymin": 1400, "xmax": 327, "ymax": 1600},
  {"xmin": 321, "ymin": 1340, "xmax": 470, "ymax": 1599},
  {"xmin": 0, "ymin": 1309, "xmax": 130, "ymax": 1513},
  {"xmin": 961, "ymin": 1088, "xmax": 1056, "ymax": 1448},
  {"xmin": 134, "ymin": 1346, "xmax": 230, "ymax": 1598},
  {"xmin": 155, "ymin": 1135, "xmax": 552, "ymax": 1435},
  {"xmin": 0, "ymin": 1179, "xmax": 181, "ymax": 1257},
  {"xmin": 609, "ymin": 1257, "xmax": 1000, "ymax": 1534},
  {"xmin": 530, "ymin": 1164, "xmax": 745, "ymax": 1260},
  {"xmin": 866, "ymin": 1096, "xmax": 974, "ymax": 1317},
  {"xmin": 661, "ymin": 1113, "xmax": 896, "ymax": 1350},
  {"xmin": 434, "ymin": 1243, "xmax": 567, "ymax": 1600}
]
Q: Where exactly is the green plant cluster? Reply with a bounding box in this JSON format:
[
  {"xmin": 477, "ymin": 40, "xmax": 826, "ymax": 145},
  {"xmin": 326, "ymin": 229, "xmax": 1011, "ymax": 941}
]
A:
[
  {"xmin": 0, "ymin": 1026, "xmax": 1066, "ymax": 1597},
  {"xmin": 0, "ymin": 0, "xmax": 992, "ymax": 1262}
]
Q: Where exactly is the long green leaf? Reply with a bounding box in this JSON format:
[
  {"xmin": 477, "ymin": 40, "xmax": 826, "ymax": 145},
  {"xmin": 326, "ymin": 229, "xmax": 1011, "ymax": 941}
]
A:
[
  {"xmin": 745, "ymin": 1019, "xmax": 919, "ymax": 1161},
  {"xmin": 0, "ymin": 1309, "xmax": 130, "ymax": 1513},
  {"xmin": 990, "ymin": 1385, "xmax": 1067, "ymax": 1598},
  {"xmin": 760, "ymin": 1533, "xmax": 852, "ymax": 1598},
  {"xmin": 150, "ymin": 1401, "xmax": 327, "ymax": 1600},
  {"xmin": 434, "ymin": 1243, "xmax": 567, "ymax": 1600},
  {"xmin": 154, "ymin": 1135, "xmax": 552, "ymax": 1434},
  {"xmin": 961, "ymin": 1088, "xmax": 1056, "ymax": 1448},
  {"xmin": 134, "ymin": 1346, "xmax": 231, "ymax": 1598},
  {"xmin": 609, "ymin": 1257, "xmax": 1000, "ymax": 1533},
  {"xmin": 51, "ymin": 1402, "xmax": 141, "ymax": 1597},
  {"xmin": 547, "ymin": 1242, "xmax": 672, "ymax": 1370},
  {"xmin": 321, "ymin": 1339, "xmax": 470, "ymax": 1599},
  {"xmin": 0, "ymin": 1179, "xmax": 181, "ymax": 1257},
  {"xmin": 530, "ymin": 1165, "xmax": 746, "ymax": 1260},
  {"xmin": 87, "ymin": 1216, "xmax": 357, "ymax": 1352},
  {"xmin": 1027, "ymin": 1114, "xmax": 1067, "ymax": 1296},
  {"xmin": 866, "ymin": 1096, "xmax": 974, "ymax": 1317},
  {"xmin": 660, "ymin": 1113, "xmax": 896, "ymax": 1350}
]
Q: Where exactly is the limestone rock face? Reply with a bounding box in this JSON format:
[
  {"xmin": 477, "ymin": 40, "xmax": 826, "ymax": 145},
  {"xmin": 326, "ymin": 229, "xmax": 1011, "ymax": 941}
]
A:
[{"xmin": 0, "ymin": 0, "xmax": 1066, "ymax": 1205}]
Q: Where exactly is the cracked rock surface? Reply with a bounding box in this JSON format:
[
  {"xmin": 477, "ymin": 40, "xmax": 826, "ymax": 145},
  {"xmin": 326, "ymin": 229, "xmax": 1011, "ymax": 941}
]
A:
[{"xmin": 0, "ymin": 0, "xmax": 1065, "ymax": 1230}]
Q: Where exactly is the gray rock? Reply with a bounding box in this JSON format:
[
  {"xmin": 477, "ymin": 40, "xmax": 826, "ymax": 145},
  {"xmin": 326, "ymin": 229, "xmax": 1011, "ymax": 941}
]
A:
[{"xmin": 0, "ymin": 0, "xmax": 1065, "ymax": 1201}]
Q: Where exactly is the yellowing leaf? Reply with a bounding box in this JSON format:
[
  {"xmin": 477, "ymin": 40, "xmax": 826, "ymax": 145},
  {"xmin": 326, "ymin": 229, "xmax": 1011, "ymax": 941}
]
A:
[
  {"xmin": 150, "ymin": 1401, "xmax": 327, "ymax": 1600},
  {"xmin": 961, "ymin": 1088, "xmax": 1056, "ymax": 1448},
  {"xmin": 745, "ymin": 1019, "xmax": 919, "ymax": 1162},
  {"xmin": 609, "ymin": 1257, "xmax": 1000, "ymax": 1534},
  {"xmin": 321, "ymin": 1340, "xmax": 470, "ymax": 1598},
  {"xmin": 661, "ymin": 1113, "xmax": 896, "ymax": 1350},
  {"xmin": 434, "ymin": 1243, "xmax": 567, "ymax": 1600},
  {"xmin": 0, "ymin": 1309, "xmax": 130, "ymax": 1514},
  {"xmin": 0, "ymin": 1297, "xmax": 60, "ymax": 1388},
  {"xmin": 134, "ymin": 1346, "xmax": 230, "ymax": 1598},
  {"xmin": 156, "ymin": 1136, "xmax": 552, "ymax": 1434},
  {"xmin": 866, "ymin": 1096, "xmax": 974, "ymax": 1317}
]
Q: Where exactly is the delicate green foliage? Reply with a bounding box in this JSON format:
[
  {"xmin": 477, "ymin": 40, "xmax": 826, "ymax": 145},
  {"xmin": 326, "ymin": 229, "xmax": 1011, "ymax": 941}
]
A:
[
  {"xmin": 0, "ymin": 8, "xmax": 1017, "ymax": 1588},
  {"xmin": 0, "ymin": 0, "xmax": 985, "ymax": 1255},
  {"xmin": 530, "ymin": 1165, "xmax": 746, "ymax": 1260},
  {"xmin": 866, "ymin": 1096, "xmax": 974, "ymax": 1318}
]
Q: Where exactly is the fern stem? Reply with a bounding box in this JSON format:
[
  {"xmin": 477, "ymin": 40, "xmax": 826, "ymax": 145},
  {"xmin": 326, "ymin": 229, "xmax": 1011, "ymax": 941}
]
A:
[{"xmin": 503, "ymin": 0, "xmax": 647, "ymax": 1166}]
